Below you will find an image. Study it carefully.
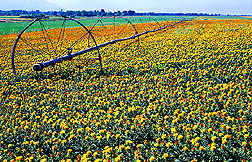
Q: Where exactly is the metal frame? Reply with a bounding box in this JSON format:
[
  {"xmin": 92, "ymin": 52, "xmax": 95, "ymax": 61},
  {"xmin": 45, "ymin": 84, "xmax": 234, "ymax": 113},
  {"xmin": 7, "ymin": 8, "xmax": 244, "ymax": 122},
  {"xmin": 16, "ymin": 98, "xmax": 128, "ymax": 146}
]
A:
[
  {"xmin": 11, "ymin": 16, "xmax": 101, "ymax": 74},
  {"xmin": 11, "ymin": 16, "xmax": 185, "ymax": 75}
]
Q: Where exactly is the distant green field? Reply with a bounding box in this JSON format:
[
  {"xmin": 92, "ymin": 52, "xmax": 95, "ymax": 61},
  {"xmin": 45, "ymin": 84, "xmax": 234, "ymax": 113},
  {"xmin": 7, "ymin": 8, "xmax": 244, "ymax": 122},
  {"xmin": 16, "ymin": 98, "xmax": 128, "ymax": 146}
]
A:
[
  {"xmin": 0, "ymin": 16, "xmax": 196, "ymax": 35},
  {"xmin": 0, "ymin": 15, "xmax": 251, "ymax": 35}
]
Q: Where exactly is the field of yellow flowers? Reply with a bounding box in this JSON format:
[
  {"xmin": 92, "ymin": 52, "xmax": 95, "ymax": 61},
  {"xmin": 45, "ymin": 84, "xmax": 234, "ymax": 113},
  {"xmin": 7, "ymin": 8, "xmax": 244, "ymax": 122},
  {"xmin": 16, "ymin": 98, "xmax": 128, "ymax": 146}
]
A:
[{"xmin": 0, "ymin": 19, "xmax": 252, "ymax": 162}]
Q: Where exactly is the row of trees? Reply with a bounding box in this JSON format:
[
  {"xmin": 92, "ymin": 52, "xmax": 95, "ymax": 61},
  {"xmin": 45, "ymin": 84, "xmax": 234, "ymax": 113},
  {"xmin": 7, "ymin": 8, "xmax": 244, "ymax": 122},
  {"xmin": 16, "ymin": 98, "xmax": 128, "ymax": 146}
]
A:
[
  {"xmin": 63, "ymin": 9, "xmax": 136, "ymax": 17},
  {"xmin": 0, "ymin": 9, "xmax": 136, "ymax": 17},
  {"xmin": 0, "ymin": 9, "xmax": 223, "ymax": 17}
]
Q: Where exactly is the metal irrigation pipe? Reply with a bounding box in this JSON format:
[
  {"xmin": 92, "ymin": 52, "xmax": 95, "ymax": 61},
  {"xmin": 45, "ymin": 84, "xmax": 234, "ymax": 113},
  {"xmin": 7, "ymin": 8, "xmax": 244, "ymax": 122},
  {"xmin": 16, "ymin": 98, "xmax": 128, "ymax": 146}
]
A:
[{"xmin": 32, "ymin": 20, "xmax": 185, "ymax": 72}]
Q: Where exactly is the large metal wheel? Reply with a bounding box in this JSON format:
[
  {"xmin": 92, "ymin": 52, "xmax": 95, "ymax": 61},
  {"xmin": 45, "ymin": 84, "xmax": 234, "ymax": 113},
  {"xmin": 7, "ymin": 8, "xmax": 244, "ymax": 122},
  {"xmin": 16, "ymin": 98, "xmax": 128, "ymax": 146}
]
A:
[
  {"xmin": 11, "ymin": 16, "xmax": 100, "ymax": 76},
  {"xmin": 11, "ymin": 16, "xmax": 184, "ymax": 77}
]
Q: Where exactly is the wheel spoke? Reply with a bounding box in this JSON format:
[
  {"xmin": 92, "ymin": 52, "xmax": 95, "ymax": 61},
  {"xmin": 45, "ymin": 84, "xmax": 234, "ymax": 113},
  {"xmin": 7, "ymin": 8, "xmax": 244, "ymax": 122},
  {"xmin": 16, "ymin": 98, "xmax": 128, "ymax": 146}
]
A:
[
  {"xmin": 20, "ymin": 37, "xmax": 51, "ymax": 57},
  {"xmin": 116, "ymin": 22, "xmax": 130, "ymax": 39},
  {"xmin": 88, "ymin": 20, "xmax": 109, "ymax": 47},
  {"xmin": 113, "ymin": 16, "xmax": 115, "ymax": 40},
  {"xmin": 38, "ymin": 20, "xmax": 57, "ymax": 57},
  {"xmin": 140, "ymin": 18, "xmax": 146, "ymax": 30},
  {"xmin": 100, "ymin": 21, "xmax": 109, "ymax": 32},
  {"xmin": 61, "ymin": 32, "xmax": 89, "ymax": 56},
  {"xmin": 38, "ymin": 20, "xmax": 51, "ymax": 55},
  {"xmin": 55, "ymin": 18, "xmax": 67, "ymax": 55},
  {"xmin": 91, "ymin": 32, "xmax": 103, "ymax": 39}
]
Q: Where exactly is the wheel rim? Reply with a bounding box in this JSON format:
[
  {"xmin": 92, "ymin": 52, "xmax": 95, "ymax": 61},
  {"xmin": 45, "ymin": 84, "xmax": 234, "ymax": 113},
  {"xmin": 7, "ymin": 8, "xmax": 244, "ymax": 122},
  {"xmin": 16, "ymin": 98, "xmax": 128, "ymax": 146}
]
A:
[{"xmin": 11, "ymin": 16, "xmax": 99, "ymax": 76}]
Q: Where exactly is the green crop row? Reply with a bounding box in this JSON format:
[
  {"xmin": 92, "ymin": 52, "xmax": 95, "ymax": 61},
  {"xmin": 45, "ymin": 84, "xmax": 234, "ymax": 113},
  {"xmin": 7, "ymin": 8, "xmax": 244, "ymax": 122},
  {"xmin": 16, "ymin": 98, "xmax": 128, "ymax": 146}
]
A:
[{"xmin": 0, "ymin": 16, "xmax": 195, "ymax": 35}]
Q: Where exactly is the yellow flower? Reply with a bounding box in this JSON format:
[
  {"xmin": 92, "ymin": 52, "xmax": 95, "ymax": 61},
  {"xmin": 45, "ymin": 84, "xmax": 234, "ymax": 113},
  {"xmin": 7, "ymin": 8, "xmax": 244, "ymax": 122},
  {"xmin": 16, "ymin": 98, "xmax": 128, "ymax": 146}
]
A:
[
  {"xmin": 34, "ymin": 141, "xmax": 39, "ymax": 145},
  {"xmin": 97, "ymin": 135, "xmax": 102, "ymax": 140},
  {"xmin": 60, "ymin": 130, "xmax": 65, "ymax": 134},
  {"xmin": 244, "ymin": 134, "xmax": 249, "ymax": 139},
  {"xmin": 115, "ymin": 156, "xmax": 121, "ymax": 162},
  {"xmin": 242, "ymin": 141, "xmax": 247, "ymax": 146},
  {"xmin": 224, "ymin": 134, "xmax": 230, "ymax": 139},
  {"xmin": 119, "ymin": 145, "xmax": 124, "ymax": 150},
  {"xmin": 177, "ymin": 135, "xmax": 183, "ymax": 140},
  {"xmin": 161, "ymin": 134, "xmax": 167, "ymax": 139},
  {"xmin": 195, "ymin": 137, "xmax": 200, "ymax": 141},
  {"xmin": 211, "ymin": 136, "xmax": 217, "ymax": 141},
  {"xmin": 125, "ymin": 146, "xmax": 130, "ymax": 151},
  {"xmin": 222, "ymin": 138, "xmax": 227, "ymax": 144},
  {"xmin": 166, "ymin": 142, "xmax": 171, "ymax": 147},
  {"xmin": 16, "ymin": 156, "xmax": 23, "ymax": 161},
  {"xmin": 24, "ymin": 125, "xmax": 29, "ymax": 130},
  {"xmin": 41, "ymin": 158, "xmax": 47, "ymax": 162},
  {"xmin": 93, "ymin": 152, "xmax": 98, "ymax": 157},
  {"xmin": 67, "ymin": 149, "xmax": 72, "ymax": 153},
  {"xmin": 171, "ymin": 127, "xmax": 176, "ymax": 133},
  {"xmin": 183, "ymin": 146, "xmax": 188, "ymax": 151},
  {"xmin": 77, "ymin": 128, "xmax": 83, "ymax": 133},
  {"xmin": 136, "ymin": 144, "xmax": 142, "ymax": 148},
  {"xmin": 96, "ymin": 122, "xmax": 100, "ymax": 127},
  {"xmin": 210, "ymin": 146, "xmax": 216, "ymax": 151},
  {"xmin": 62, "ymin": 140, "xmax": 67, "ymax": 144},
  {"xmin": 150, "ymin": 156, "xmax": 155, "ymax": 161},
  {"xmin": 163, "ymin": 153, "xmax": 169, "ymax": 158},
  {"xmin": 199, "ymin": 146, "xmax": 205, "ymax": 151},
  {"xmin": 28, "ymin": 157, "xmax": 34, "ymax": 162}
]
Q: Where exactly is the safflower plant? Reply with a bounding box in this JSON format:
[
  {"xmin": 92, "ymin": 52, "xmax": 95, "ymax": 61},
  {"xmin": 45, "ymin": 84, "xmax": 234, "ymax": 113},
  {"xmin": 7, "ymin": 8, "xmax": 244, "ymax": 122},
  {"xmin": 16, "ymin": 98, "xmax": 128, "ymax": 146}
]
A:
[{"xmin": 0, "ymin": 18, "xmax": 252, "ymax": 161}]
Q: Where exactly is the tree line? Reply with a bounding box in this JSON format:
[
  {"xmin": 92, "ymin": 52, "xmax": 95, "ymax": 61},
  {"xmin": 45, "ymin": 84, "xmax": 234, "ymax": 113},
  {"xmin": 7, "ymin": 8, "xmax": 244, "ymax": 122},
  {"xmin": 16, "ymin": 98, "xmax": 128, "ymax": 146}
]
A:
[{"xmin": 0, "ymin": 9, "xmax": 222, "ymax": 18}]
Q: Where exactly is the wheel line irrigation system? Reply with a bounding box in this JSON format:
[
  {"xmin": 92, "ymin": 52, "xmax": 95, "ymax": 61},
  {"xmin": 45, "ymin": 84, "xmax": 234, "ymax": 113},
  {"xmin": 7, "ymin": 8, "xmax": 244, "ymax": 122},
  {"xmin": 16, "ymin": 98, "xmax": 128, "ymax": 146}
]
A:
[{"xmin": 11, "ymin": 16, "xmax": 188, "ymax": 75}]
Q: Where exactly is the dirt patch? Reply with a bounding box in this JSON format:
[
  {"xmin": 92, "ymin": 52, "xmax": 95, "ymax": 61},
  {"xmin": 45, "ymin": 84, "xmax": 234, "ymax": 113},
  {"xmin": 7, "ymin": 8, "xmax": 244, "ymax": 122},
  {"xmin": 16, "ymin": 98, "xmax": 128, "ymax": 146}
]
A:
[
  {"xmin": 241, "ymin": 16, "xmax": 252, "ymax": 18},
  {"xmin": 0, "ymin": 17, "xmax": 33, "ymax": 22}
]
